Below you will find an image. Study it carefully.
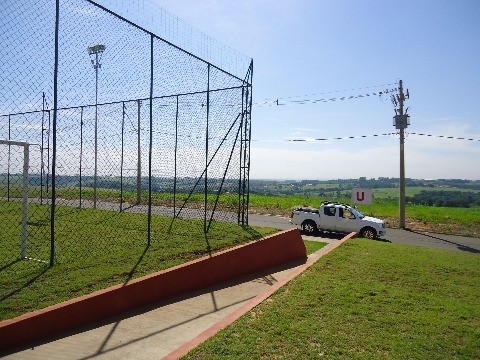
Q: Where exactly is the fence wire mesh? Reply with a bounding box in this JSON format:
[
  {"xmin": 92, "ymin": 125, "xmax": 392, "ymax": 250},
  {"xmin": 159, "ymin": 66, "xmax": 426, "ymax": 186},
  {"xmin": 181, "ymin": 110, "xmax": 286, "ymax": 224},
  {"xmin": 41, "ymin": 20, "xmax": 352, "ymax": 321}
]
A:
[{"xmin": 1, "ymin": 0, "xmax": 252, "ymax": 280}]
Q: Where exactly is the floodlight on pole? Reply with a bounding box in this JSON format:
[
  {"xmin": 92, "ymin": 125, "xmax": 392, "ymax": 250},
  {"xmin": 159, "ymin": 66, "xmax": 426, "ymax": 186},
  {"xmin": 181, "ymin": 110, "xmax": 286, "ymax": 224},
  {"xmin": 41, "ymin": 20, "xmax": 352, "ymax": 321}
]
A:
[{"xmin": 87, "ymin": 44, "xmax": 105, "ymax": 209}]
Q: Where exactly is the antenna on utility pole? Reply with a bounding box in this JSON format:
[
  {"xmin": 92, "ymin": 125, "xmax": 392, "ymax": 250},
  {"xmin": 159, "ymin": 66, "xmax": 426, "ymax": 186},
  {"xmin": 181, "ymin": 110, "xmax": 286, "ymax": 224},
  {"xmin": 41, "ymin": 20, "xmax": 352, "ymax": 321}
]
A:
[{"xmin": 393, "ymin": 80, "xmax": 410, "ymax": 229}]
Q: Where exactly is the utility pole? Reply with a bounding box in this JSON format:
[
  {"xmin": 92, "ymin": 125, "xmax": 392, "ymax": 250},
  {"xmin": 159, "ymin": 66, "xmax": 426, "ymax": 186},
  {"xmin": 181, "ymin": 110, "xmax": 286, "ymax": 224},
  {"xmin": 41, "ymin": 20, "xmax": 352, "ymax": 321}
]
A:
[
  {"xmin": 399, "ymin": 80, "xmax": 406, "ymax": 228},
  {"xmin": 392, "ymin": 80, "xmax": 410, "ymax": 229}
]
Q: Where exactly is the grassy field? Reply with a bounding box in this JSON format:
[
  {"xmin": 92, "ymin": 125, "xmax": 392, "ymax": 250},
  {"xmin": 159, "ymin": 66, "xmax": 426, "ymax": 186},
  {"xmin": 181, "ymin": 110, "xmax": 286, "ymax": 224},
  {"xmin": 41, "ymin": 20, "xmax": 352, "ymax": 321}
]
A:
[
  {"xmin": 0, "ymin": 200, "xmax": 277, "ymax": 321},
  {"xmin": 374, "ymin": 186, "xmax": 480, "ymax": 199},
  {"xmin": 184, "ymin": 238, "xmax": 480, "ymax": 359},
  {"xmin": 248, "ymin": 194, "xmax": 480, "ymax": 237},
  {"xmin": 323, "ymin": 186, "xmax": 480, "ymax": 199},
  {"xmin": 2, "ymin": 184, "xmax": 479, "ymax": 236}
]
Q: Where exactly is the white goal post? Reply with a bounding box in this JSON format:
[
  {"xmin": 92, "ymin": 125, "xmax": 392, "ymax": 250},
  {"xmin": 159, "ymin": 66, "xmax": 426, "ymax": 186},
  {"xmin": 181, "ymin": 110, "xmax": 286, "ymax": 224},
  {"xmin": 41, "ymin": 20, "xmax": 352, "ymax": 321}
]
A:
[{"xmin": 1, "ymin": 139, "xmax": 29, "ymax": 259}]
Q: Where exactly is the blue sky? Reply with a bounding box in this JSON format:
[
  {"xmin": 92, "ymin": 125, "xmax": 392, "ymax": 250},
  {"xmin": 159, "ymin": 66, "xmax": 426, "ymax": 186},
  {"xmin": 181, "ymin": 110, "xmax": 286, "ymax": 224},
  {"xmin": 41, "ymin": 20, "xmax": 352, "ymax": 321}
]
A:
[{"xmin": 65, "ymin": 1, "xmax": 479, "ymax": 180}]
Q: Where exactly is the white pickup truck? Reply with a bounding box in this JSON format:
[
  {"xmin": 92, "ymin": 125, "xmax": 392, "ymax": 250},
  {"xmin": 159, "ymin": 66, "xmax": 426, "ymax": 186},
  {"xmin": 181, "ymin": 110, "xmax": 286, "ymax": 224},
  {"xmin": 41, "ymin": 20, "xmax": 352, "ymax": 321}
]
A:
[{"xmin": 289, "ymin": 202, "xmax": 386, "ymax": 239}]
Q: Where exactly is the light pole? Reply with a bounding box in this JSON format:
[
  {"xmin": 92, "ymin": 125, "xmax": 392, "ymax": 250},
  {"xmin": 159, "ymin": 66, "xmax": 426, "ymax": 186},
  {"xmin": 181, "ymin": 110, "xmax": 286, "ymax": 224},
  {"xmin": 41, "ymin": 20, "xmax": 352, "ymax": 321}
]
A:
[{"xmin": 87, "ymin": 44, "xmax": 105, "ymax": 209}]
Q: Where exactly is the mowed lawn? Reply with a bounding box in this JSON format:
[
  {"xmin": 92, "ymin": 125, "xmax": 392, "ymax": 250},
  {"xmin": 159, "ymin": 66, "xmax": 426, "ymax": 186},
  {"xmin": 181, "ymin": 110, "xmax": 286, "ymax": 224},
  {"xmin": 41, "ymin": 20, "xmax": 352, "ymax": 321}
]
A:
[
  {"xmin": 0, "ymin": 200, "xmax": 277, "ymax": 321},
  {"xmin": 184, "ymin": 239, "xmax": 480, "ymax": 359}
]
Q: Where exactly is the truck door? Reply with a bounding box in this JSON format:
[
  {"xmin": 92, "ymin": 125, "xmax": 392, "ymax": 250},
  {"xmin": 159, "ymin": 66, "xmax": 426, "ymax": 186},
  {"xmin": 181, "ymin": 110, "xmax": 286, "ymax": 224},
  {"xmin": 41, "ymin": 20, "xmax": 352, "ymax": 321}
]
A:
[
  {"xmin": 336, "ymin": 206, "xmax": 358, "ymax": 233},
  {"xmin": 321, "ymin": 206, "xmax": 337, "ymax": 230}
]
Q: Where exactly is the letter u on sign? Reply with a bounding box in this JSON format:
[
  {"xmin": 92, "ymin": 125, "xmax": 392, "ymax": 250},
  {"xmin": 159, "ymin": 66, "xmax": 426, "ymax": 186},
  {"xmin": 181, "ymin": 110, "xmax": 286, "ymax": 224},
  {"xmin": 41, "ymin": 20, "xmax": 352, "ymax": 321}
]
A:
[{"xmin": 351, "ymin": 188, "xmax": 373, "ymax": 205}]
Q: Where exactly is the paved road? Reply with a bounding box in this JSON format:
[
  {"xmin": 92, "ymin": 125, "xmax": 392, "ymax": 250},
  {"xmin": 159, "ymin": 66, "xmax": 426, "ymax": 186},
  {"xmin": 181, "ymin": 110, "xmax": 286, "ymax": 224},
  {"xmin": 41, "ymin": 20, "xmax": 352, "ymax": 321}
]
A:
[{"xmin": 248, "ymin": 213, "xmax": 480, "ymax": 254}]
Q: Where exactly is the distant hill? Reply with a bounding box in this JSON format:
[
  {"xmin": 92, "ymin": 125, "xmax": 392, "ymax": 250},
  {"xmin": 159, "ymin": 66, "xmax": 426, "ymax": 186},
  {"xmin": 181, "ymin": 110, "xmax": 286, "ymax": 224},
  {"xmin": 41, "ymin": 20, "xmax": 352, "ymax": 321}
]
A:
[{"xmin": 248, "ymin": 178, "xmax": 480, "ymax": 207}]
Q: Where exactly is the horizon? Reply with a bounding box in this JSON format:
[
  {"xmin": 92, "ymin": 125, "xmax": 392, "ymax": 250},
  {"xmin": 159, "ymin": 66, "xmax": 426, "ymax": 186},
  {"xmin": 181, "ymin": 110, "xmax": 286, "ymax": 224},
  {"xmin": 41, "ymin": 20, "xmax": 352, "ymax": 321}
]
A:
[
  {"xmin": 249, "ymin": 177, "xmax": 480, "ymax": 182},
  {"xmin": 3, "ymin": 172, "xmax": 479, "ymax": 183}
]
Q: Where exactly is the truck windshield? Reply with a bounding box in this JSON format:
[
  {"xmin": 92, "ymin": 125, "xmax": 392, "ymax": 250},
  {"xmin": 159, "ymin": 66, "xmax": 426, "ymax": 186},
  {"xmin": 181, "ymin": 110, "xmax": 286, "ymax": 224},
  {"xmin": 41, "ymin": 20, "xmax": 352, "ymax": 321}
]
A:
[{"xmin": 349, "ymin": 207, "xmax": 365, "ymax": 219}]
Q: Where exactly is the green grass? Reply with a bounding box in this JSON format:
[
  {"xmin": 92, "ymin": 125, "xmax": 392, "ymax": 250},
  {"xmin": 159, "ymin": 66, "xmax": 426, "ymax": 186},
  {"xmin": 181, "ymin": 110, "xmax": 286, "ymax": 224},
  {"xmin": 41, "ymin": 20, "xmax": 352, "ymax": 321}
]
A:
[
  {"xmin": 184, "ymin": 238, "xmax": 480, "ymax": 359},
  {"xmin": 2, "ymin": 184, "xmax": 479, "ymax": 236},
  {"xmin": 249, "ymin": 194, "xmax": 480, "ymax": 237},
  {"xmin": 374, "ymin": 186, "xmax": 480, "ymax": 199},
  {"xmin": 303, "ymin": 240, "xmax": 327, "ymax": 255},
  {"xmin": 0, "ymin": 196, "xmax": 325, "ymax": 321},
  {"xmin": 0, "ymin": 200, "xmax": 277, "ymax": 321}
]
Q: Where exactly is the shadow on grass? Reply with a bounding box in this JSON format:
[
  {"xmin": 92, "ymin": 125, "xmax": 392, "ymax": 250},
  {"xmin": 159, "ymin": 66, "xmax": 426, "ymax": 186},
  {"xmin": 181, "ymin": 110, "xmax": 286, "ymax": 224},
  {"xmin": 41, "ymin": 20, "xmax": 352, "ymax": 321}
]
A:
[
  {"xmin": 242, "ymin": 225, "xmax": 264, "ymax": 240},
  {"xmin": 0, "ymin": 265, "xmax": 50, "ymax": 302},
  {"xmin": 204, "ymin": 233, "xmax": 212, "ymax": 257},
  {"xmin": 123, "ymin": 245, "xmax": 150, "ymax": 286},
  {"xmin": 405, "ymin": 228, "xmax": 480, "ymax": 254},
  {"xmin": 300, "ymin": 231, "xmax": 344, "ymax": 240},
  {"xmin": 371, "ymin": 237, "xmax": 392, "ymax": 243},
  {"xmin": 0, "ymin": 259, "xmax": 22, "ymax": 272},
  {"xmin": 120, "ymin": 203, "xmax": 140, "ymax": 212}
]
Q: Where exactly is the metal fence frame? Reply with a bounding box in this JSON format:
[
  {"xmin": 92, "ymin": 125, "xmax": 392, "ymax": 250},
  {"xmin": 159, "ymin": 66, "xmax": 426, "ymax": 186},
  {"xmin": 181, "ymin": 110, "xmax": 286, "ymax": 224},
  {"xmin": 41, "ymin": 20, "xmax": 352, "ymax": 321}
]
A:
[{"xmin": 1, "ymin": 0, "xmax": 252, "ymax": 266}]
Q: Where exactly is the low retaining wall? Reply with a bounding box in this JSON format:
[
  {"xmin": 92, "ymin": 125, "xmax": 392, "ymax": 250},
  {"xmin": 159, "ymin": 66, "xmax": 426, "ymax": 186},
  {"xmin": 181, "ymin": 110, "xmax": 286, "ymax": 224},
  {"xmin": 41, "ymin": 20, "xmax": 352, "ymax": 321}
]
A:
[{"xmin": 0, "ymin": 228, "xmax": 306, "ymax": 352}]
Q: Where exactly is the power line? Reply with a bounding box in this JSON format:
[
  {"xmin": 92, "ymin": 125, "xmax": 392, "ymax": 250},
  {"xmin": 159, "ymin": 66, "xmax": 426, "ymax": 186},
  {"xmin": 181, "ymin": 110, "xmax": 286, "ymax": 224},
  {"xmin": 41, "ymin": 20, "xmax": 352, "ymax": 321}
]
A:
[
  {"xmin": 407, "ymin": 132, "xmax": 480, "ymax": 142},
  {"xmin": 285, "ymin": 133, "xmax": 397, "ymax": 142},
  {"xmin": 284, "ymin": 132, "xmax": 480, "ymax": 142},
  {"xmin": 257, "ymin": 83, "xmax": 397, "ymax": 103},
  {"xmin": 254, "ymin": 88, "xmax": 397, "ymax": 107}
]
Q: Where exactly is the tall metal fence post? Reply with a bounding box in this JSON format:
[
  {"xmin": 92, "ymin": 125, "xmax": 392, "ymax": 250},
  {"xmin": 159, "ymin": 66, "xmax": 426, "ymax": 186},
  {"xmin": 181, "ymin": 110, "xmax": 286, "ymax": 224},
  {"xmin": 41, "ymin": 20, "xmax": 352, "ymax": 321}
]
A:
[
  {"xmin": 40, "ymin": 93, "xmax": 45, "ymax": 205},
  {"xmin": 46, "ymin": 111, "xmax": 51, "ymax": 199},
  {"xmin": 238, "ymin": 86, "xmax": 245, "ymax": 225},
  {"xmin": 79, "ymin": 106, "xmax": 84, "ymax": 208},
  {"xmin": 20, "ymin": 144, "xmax": 29, "ymax": 259},
  {"xmin": 237, "ymin": 60, "xmax": 253, "ymax": 226},
  {"xmin": 120, "ymin": 102, "xmax": 125, "ymax": 212},
  {"xmin": 245, "ymin": 60, "xmax": 253, "ymax": 225},
  {"xmin": 174, "ymin": 95, "xmax": 179, "ymax": 217},
  {"xmin": 204, "ymin": 64, "xmax": 210, "ymax": 233},
  {"xmin": 137, "ymin": 99, "xmax": 142, "ymax": 205},
  {"xmin": 7, "ymin": 115, "xmax": 11, "ymax": 201},
  {"xmin": 50, "ymin": 0, "xmax": 60, "ymax": 267},
  {"xmin": 147, "ymin": 34, "xmax": 154, "ymax": 246},
  {"xmin": 93, "ymin": 51, "xmax": 98, "ymax": 209}
]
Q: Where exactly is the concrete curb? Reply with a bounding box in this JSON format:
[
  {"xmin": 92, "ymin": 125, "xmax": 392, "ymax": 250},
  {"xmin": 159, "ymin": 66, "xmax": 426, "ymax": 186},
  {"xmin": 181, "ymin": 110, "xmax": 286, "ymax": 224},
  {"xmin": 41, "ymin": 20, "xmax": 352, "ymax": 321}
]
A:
[
  {"xmin": 0, "ymin": 229, "xmax": 306, "ymax": 352},
  {"xmin": 164, "ymin": 231, "xmax": 357, "ymax": 359}
]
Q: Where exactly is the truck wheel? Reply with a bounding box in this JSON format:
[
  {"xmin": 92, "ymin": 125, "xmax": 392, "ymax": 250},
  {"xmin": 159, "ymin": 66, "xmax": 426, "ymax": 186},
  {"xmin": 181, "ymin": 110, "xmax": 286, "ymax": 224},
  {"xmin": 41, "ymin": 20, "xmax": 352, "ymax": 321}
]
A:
[
  {"xmin": 360, "ymin": 227, "xmax": 377, "ymax": 239},
  {"xmin": 302, "ymin": 220, "xmax": 317, "ymax": 235}
]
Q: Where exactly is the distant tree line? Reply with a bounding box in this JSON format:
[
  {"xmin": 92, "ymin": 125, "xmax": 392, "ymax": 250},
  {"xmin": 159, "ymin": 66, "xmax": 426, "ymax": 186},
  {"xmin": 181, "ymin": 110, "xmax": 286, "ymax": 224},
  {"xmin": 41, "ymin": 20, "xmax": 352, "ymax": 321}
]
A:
[
  {"xmin": 3, "ymin": 173, "xmax": 480, "ymax": 206},
  {"xmin": 407, "ymin": 190, "xmax": 480, "ymax": 208},
  {"xmin": 248, "ymin": 178, "xmax": 480, "ymax": 197}
]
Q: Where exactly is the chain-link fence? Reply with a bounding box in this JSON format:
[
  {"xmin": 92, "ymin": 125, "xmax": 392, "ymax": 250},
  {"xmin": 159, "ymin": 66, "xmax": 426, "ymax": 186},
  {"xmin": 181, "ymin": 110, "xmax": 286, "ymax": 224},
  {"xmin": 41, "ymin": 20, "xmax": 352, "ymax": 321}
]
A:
[{"xmin": 1, "ymin": 0, "xmax": 252, "ymax": 271}]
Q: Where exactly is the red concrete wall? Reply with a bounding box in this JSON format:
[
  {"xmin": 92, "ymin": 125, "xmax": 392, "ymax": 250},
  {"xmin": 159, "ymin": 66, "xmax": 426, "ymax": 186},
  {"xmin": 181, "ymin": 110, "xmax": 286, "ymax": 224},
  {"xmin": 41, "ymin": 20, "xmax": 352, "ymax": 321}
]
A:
[{"xmin": 0, "ymin": 228, "xmax": 305, "ymax": 352}]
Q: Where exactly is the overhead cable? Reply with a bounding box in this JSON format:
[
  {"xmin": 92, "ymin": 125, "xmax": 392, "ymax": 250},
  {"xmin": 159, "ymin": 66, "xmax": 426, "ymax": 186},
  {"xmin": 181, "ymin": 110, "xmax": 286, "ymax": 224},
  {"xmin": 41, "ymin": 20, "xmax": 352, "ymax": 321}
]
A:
[
  {"xmin": 285, "ymin": 132, "xmax": 480, "ymax": 142},
  {"xmin": 407, "ymin": 132, "xmax": 480, "ymax": 142},
  {"xmin": 255, "ymin": 88, "xmax": 397, "ymax": 107},
  {"xmin": 286, "ymin": 133, "xmax": 397, "ymax": 142},
  {"xmin": 257, "ymin": 83, "xmax": 397, "ymax": 103}
]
